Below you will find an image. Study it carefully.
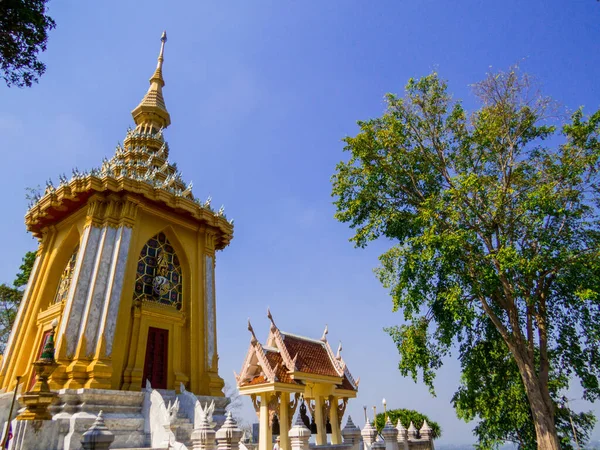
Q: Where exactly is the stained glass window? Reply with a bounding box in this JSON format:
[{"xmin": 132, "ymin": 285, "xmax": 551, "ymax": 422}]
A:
[
  {"xmin": 134, "ymin": 232, "xmax": 183, "ymax": 310},
  {"xmin": 52, "ymin": 245, "xmax": 79, "ymax": 305}
]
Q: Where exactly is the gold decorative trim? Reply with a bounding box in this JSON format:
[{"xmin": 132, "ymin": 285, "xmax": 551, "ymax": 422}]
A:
[
  {"xmin": 26, "ymin": 176, "xmax": 233, "ymax": 249},
  {"xmin": 137, "ymin": 300, "xmax": 186, "ymax": 324},
  {"xmin": 37, "ymin": 302, "xmax": 64, "ymax": 324}
]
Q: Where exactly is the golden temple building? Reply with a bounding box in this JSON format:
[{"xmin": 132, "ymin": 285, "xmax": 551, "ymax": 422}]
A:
[
  {"xmin": 236, "ymin": 310, "xmax": 358, "ymax": 450},
  {"xmin": 0, "ymin": 31, "xmax": 233, "ymax": 397}
]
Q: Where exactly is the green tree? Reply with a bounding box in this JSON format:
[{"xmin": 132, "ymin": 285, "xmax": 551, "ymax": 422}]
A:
[
  {"xmin": 374, "ymin": 408, "xmax": 441, "ymax": 439},
  {"xmin": 331, "ymin": 68, "xmax": 600, "ymax": 450},
  {"xmin": 0, "ymin": 0, "xmax": 56, "ymax": 87},
  {"xmin": 453, "ymin": 318, "xmax": 596, "ymax": 449},
  {"xmin": 14, "ymin": 251, "xmax": 36, "ymax": 288},
  {"xmin": 0, "ymin": 251, "xmax": 36, "ymax": 352}
]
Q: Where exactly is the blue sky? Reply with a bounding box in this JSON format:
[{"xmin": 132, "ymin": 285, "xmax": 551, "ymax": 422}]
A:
[{"xmin": 1, "ymin": 0, "xmax": 600, "ymax": 445}]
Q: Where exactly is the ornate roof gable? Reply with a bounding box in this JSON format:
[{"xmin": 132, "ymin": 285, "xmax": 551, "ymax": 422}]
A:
[
  {"xmin": 237, "ymin": 320, "xmax": 277, "ymax": 385},
  {"xmin": 237, "ymin": 312, "xmax": 358, "ymax": 392}
]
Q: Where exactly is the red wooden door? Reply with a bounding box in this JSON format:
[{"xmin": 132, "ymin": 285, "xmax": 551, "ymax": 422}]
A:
[{"xmin": 142, "ymin": 327, "xmax": 169, "ymax": 389}]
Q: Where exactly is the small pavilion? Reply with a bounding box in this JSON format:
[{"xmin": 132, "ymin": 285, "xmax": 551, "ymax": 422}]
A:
[{"xmin": 236, "ymin": 310, "xmax": 359, "ymax": 450}]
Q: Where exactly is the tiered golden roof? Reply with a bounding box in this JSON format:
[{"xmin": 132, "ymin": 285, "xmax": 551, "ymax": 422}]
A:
[{"xmin": 25, "ymin": 32, "xmax": 233, "ymax": 248}]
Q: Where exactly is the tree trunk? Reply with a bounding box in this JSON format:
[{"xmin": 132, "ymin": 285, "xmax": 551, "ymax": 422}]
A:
[{"xmin": 519, "ymin": 364, "xmax": 561, "ymax": 450}]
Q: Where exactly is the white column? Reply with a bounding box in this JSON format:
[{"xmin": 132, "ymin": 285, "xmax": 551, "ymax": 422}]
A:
[
  {"xmin": 97, "ymin": 226, "xmax": 132, "ymax": 357},
  {"xmin": 83, "ymin": 227, "xmax": 117, "ymax": 356},
  {"xmin": 61, "ymin": 225, "xmax": 102, "ymax": 357},
  {"xmin": 205, "ymin": 255, "xmax": 216, "ymax": 370}
]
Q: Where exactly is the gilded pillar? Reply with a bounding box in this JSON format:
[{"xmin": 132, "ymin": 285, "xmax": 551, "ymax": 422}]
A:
[
  {"xmin": 330, "ymin": 396, "xmax": 341, "ymax": 444},
  {"xmin": 314, "ymin": 396, "xmax": 326, "ymax": 445},
  {"xmin": 259, "ymin": 392, "xmax": 272, "ymax": 450},
  {"xmin": 0, "ymin": 246, "xmax": 43, "ymax": 389},
  {"xmin": 279, "ymin": 392, "xmax": 291, "ymax": 450}
]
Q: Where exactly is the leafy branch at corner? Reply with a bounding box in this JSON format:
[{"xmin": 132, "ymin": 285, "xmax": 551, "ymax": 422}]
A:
[
  {"xmin": 331, "ymin": 68, "xmax": 600, "ymax": 449},
  {"xmin": 0, "ymin": 251, "xmax": 36, "ymax": 352},
  {"xmin": 0, "ymin": 0, "xmax": 56, "ymax": 87}
]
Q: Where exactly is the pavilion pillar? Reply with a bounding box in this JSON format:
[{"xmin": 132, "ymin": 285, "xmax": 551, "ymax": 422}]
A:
[
  {"xmin": 329, "ymin": 396, "xmax": 341, "ymax": 444},
  {"xmin": 279, "ymin": 392, "xmax": 290, "ymax": 450},
  {"xmin": 314, "ymin": 396, "xmax": 326, "ymax": 445},
  {"xmin": 259, "ymin": 392, "xmax": 272, "ymax": 450}
]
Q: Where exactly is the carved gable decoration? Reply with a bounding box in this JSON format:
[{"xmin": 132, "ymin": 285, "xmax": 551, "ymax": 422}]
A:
[{"xmin": 52, "ymin": 245, "xmax": 79, "ymax": 305}]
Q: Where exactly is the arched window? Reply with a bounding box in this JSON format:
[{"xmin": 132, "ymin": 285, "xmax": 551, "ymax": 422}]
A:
[
  {"xmin": 52, "ymin": 245, "xmax": 79, "ymax": 305},
  {"xmin": 134, "ymin": 232, "xmax": 183, "ymax": 310}
]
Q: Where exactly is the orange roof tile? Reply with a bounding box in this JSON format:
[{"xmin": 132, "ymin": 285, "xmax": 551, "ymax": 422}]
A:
[
  {"xmin": 244, "ymin": 375, "xmax": 268, "ymax": 386},
  {"xmin": 281, "ymin": 334, "xmax": 340, "ymax": 378},
  {"xmin": 265, "ymin": 350, "xmax": 297, "ymax": 384}
]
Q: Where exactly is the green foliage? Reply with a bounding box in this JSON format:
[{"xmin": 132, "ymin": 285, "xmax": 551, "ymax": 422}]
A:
[
  {"xmin": 331, "ymin": 67, "xmax": 600, "ymax": 449},
  {"xmin": 14, "ymin": 251, "xmax": 36, "ymax": 288},
  {"xmin": 0, "ymin": 251, "xmax": 36, "ymax": 352},
  {"xmin": 0, "ymin": 0, "xmax": 56, "ymax": 87},
  {"xmin": 0, "ymin": 284, "xmax": 22, "ymax": 353},
  {"xmin": 452, "ymin": 319, "xmax": 596, "ymax": 449},
  {"xmin": 374, "ymin": 409, "xmax": 441, "ymax": 439}
]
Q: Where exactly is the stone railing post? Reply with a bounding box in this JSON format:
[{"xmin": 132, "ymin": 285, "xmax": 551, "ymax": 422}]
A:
[
  {"xmin": 396, "ymin": 420, "xmax": 408, "ymax": 450},
  {"xmin": 419, "ymin": 421, "xmax": 434, "ymax": 449},
  {"xmin": 288, "ymin": 415, "xmax": 311, "ymax": 450},
  {"xmin": 372, "ymin": 440, "xmax": 385, "ymax": 450},
  {"xmin": 407, "ymin": 422, "xmax": 418, "ymax": 442},
  {"xmin": 381, "ymin": 418, "xmax": 398, "ymax": 450},
  {"xmin": 216, "ymin": 412, "xmax": 244, "ymax": 450},
  {"xmin": 341, "ymin": 416, "xmax": 361, "ymax": 450},
  {"xmin": 81, "ymin": 411, "xmax": 115, "ymax": 450},
  {"xmin": 361, "ymin": 420, "xmax": 377, "ymax": 450},
  {"xmin": 192, "ymin": 413, "xmax": 216, "ymax": 450}
]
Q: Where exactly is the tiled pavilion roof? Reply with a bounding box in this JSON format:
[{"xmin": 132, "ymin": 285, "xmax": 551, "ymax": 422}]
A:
[{"xmin": 236, "ymin": 311, "xmax": 358, "ymax": 393}]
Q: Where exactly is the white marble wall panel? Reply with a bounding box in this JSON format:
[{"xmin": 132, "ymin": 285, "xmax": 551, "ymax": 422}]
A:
[
  {"xmin": 102, "ymin": 226, "xmax": 132, "ymax": 357},
  {"xmin": 65, "ymin": 226, "xmax": 102, "ymax": 357},
  {"xmin": 84, "ymin": 227, "xmax": 117, "ymax": 356},
  {"xmin": 0, "ymin": 253, "xmax": 40, "ymax": 373},
  {"xmin": 205, "ymin": 255, "xmax": 216, "ymax": 369},
  {"xmin": 57, "ymin": 226, "xmax": 90, "ymax": 349}
]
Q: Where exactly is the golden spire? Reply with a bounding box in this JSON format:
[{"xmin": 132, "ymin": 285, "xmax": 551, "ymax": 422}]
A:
[{"xmin": 131, "ymin": 31, "xmax": 171, "ymax": 129}]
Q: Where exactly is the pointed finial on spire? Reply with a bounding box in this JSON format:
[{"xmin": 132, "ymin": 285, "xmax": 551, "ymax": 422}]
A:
[
  {"xmin": 336, "ymin": 341, "xmax": 343, "ymax": 359},
  {"xmin": 152, "ymin": 31, "xmax": 167, "ymax": 84},
  {"xmin": 131, "ymin": 30, "xmax": 171, "ymax": 129},
  {"xmin": 320, "ymin": 324, "xmax": 328, "ymax": 342}
]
